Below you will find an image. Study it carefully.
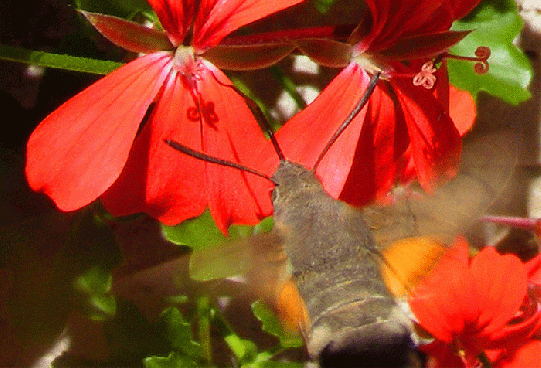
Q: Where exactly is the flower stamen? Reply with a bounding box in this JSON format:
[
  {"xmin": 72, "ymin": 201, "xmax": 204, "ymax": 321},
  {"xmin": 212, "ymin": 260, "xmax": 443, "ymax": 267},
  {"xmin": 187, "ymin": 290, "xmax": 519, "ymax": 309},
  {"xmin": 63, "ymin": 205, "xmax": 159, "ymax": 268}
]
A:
[
  {"xmin": 411, "ymin": 46, "xmax": 490, "ymax": 89},
  {"xmin": 412, "ymin": 61, "xmax": 437, "ymax": 89},
  {"xmin": 443, "ymin": 46, "xmax": 491, "ymax": 74}
]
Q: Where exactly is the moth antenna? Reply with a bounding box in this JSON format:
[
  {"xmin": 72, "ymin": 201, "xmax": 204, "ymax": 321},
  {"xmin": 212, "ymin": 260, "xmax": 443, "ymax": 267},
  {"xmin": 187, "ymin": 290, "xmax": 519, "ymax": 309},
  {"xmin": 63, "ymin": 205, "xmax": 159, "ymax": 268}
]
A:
[
  {"xmin": 165, "ymin": 139, "xmax": 277, "ymax": 185},
  {"xmin": 243, "ymin": 94, "xmax": 285, "ymax": 162},
  {"xmin": 223, "ymin": 80, "xmax": 286, "ymax": 162},
  {"xmin": 312, "ymin": 71, "xmax": 381, "ymax": 172}
]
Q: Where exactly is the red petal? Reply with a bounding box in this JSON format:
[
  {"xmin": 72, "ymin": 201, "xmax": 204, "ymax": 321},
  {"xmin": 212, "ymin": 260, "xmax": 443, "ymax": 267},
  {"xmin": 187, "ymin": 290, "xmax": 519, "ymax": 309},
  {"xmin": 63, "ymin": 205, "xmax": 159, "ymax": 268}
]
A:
[
  {"xmin": 390, "ymin": 77, "xmax": 462, "ymax": 190},
  {"xmin": 194, "ymin": 0, "xmax": 305, "ymax": 48},
  {"xmin": 100, "ymin": 71, "xmax": 207, "ymax": 224},
  {"xmin": 450, "ymin": 0, "xmax": 483, "ymax": 20},
  {"xmin": 220, "ymin": 25, "xmax": 344, "ymax": 45},
  {"xmin": 493, "ymin": 340, "xmax": 541, "ymax": 368},
  {"xmin": 409, "ymin": 237, "xmax": 479, "ymax": 342},
  {"xmin": 146, "ymin": 0, "xmax": 194, "ymax": 45},
  {"xmin": 81, "ymin": 11, "xmax": 174, "ymax": 53},
  {"xmin": 340, "ymin": 82, "xmax": 409, "ymax": 206},
  {"xmin": 378, "ymin": 30, "xmax": 471, "ymax": 60},
  {"xmin": 449, "ymin": 84, "xmax": 476, "ymax": 135},
  {"xmin": 525, "ymin": 254, "xmax": 541, "ymax": 285},
  {"xmin": 419, "ymin": 340, "xmax": 465, "ymax": 368},
  {"xmin": 487, "ymin": 306, "xmax": 541, "ymax": 349},
  {"xmin": 197, "ymin": 64, "xmax": 275, "ymax": 231},
  {"xmin": 470, "ymin": 248, "xmax": 527, "ymax": 337},
  {"xmin": 26, "ymin": 53, "xmax": 172, "ymax": 211},
  {"xmin": 101, "ymin": 64, "xmax": 273, "ymax": 233},
  {"xmin": 433, "ymin": 60, "xmax": 450, "ymax": 116},
  {"xmin": 274, "ymin": 64, "xmax": 370, "ymax": 198},
  {"xmin": 364, "ymin": 0, "xmax": 447, "ymax": 53}
]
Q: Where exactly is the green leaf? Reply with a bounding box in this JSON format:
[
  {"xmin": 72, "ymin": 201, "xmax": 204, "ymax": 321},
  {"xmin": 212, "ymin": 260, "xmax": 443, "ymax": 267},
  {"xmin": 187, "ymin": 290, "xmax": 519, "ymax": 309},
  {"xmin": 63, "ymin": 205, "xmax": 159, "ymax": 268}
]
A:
[
  {"xmin": 73, "ymin": 265, "xmax": 112, "ymax": 295},
  {"xmin": 87, "ymin": 294, "xmax": 117, "ymax": 320},
  {"xmin": 3, "ymin": 209, "xmax": 121, "ymax": 342},
  {"xmin": 104, "ymin": 300, "xmax": 171, "ymax": 363},
  {"xmin": 210, "ymin": 305, "xmax": 259, "ymax": 363},
  {"xmin": 229, "ymin": 75, "xmax": 279, "ymax": 130},
  {"xmin": 449, "ymin": 0, "xmax": 532, "ymax": 104},
  {"xmin": 225, "ymin": 336, "xmax": 259, "ymax": 365},
  {"xmin": 271, "ymin": 66, "xmax": 307, "ymax": 110},
  {"xmin": 254, "ymin": 216, "xmax": 275, "ymax": 234},
  {"xmin": 311, "ymin": 0, "xmax": 336, "ymax": 14},
  {"xmin": 164, "ymin": 295, "xmax": 190, "ymax": 304},
  {"xmin": 144, "ymin": 352, "xmax": 198, "ymax": 368},
  {"xmin": 76, "ymin": 0, "xmax": 153, "ymax": 18},
  {"xmin": 160, "ymin": 307, "xmax": 201, "ymax": 358},
  {"xmin": 161, "ymin": 210, "xmax": 253, "ymax": 250},
  {"xmin": 251, "ymin": 301, "xmax": 303, "ymax": 348},
  {"xmin": 255, "ymin": 362, "xmax": 305, "ymax": 368},
  {"xmin": 73, "ymin": 265, "xmax": 116, "ymax": 320},
  {"xmin": 0, "ymin": 44, "xmax": 123, "ymax": 75}
]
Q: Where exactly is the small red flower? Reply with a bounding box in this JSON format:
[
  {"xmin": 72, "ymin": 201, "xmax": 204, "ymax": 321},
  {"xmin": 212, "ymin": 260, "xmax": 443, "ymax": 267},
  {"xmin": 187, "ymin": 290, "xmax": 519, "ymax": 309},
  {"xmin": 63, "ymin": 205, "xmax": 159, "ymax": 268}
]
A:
[
  {"xmin": 25, "ymin": 0, "xmax": 304, "ymax": 232},
  {"xmin": 492, "ymin": 339, "xmax": 541, "ymax": 367},
  {"xmin": 269, "ymin": 0, "xmax": 482, "ymax": 205},
  {"xmin": 408, "ymin": 237, "xmax": 541, "ymax": 367}
]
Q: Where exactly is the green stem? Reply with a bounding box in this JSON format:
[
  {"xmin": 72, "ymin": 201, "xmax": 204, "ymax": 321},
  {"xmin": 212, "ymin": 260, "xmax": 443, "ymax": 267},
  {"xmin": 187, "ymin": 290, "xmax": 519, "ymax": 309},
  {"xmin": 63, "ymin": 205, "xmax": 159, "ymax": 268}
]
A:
[
  {"xmin": 270, "ymin": 66, "xmax": 307, "ymax": 110},
  {"xmin": 210, "ymin": 305, "xmax": 244, "ymax": 358},
  {"xmin": 209, "ymin": 304, "xmax": 257, "ymax": 363},
  {"xmin": 229, "ymin": 76, "xmax": 279, "ymax": 130},
  {"xmin": 0, "ymin": 44, "xmax": 123, "ymax": 75},
  {"xmin": 197, "ymin": 295, "xmax": 212, "ymax": 365}
]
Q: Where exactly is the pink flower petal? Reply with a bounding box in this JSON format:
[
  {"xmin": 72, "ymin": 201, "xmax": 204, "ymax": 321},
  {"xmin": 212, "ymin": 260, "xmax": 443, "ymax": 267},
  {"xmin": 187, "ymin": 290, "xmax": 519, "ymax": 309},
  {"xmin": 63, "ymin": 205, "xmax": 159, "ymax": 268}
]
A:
[{"xmin": 26, "ymin": 53, "xmax": 172, "ymax": 212}]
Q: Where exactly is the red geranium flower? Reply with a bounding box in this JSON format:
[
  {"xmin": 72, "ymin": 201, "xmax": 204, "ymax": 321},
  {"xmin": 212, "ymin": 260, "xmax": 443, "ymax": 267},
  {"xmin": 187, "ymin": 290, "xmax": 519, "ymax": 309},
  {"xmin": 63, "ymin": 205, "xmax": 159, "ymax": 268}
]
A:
[
  {"xmin": 25, "ymin": 0, "xmax": 304, "ymax": 232},
  {"xmin": 492, "ymin": 339, "xmax": 541, "ymax": 367},
  {"xmin": 408, "ymin": 237, "xmax": 541, "ymax": 367},
  {"xmin": 268, "ymin": 0, "xmax": 484, "ymax": 205}
]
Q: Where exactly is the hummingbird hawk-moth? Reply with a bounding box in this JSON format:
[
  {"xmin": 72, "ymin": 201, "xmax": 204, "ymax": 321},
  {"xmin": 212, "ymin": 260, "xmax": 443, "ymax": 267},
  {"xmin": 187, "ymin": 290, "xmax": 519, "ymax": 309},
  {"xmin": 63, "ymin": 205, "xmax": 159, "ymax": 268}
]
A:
[{"xmin": 166, "ymin": 73, "xmax": 516, "ymax": 367}]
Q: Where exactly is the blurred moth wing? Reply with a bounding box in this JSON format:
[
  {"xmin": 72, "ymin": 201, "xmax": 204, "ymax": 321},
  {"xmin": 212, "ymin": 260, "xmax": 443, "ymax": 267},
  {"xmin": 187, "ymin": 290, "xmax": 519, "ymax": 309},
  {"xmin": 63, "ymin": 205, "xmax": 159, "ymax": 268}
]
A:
[
  {"xmin": 189, "ymin": 231, "xmax": 310, "ymax": 335},
  {"xmin": 364, "ymin": 131, "xmax": 519, "ymax": 247},
  {"xmin": 380, "ymin": 237, "xmax": 448, "ymax": 298},
  {"xmin": 372, "ymin": 132, "xmax": 518, "ymax": 302}
]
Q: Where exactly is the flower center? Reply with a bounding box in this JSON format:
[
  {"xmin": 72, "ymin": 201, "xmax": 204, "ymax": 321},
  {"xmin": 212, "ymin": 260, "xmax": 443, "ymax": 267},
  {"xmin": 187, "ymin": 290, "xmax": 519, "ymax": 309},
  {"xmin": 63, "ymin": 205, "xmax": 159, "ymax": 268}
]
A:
[
  {"xmin": 173, "ymin": 46, "xmax": 201, "ymax": 81},
  {"xmin": 351, "ymin": 51, "xmax": 393, "ymax": 79}
]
